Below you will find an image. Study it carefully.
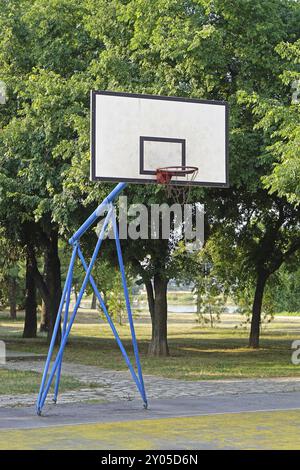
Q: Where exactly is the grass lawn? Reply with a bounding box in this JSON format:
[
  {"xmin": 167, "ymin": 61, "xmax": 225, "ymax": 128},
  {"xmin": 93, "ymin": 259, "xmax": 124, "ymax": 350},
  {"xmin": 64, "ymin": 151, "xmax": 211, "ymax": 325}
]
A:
[
  {"xmin": 274, "ymin": 312, "xmax": 300, "ymax": 316},
  {"xmin": 1, "ymin": 309, "xmax": 300, "ymax": 381},
  {"xmin": 0, "ymin": 368, "xmax": 82, "ymax": 395},
  {"xmin": 137, "ymin": 292, "xmax": 196, "ymax": 304}
]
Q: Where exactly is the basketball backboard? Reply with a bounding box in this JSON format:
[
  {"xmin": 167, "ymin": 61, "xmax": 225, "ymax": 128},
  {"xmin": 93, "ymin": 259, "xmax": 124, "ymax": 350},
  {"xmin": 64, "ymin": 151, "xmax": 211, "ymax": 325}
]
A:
[{"xmin": 91, "ymin": 91, "xmax": 229, "ymax": 187}]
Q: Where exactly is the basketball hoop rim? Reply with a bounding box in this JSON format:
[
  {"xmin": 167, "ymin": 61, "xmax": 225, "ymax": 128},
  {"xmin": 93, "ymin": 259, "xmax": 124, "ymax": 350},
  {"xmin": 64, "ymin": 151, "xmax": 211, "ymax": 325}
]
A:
[
  {"xmin": 156, "ymin": 165, "xmax": 199, "ymax": 188},
  {"xmin": 156, "ymin": 165, "xmax": 198, "ymax": 177}
]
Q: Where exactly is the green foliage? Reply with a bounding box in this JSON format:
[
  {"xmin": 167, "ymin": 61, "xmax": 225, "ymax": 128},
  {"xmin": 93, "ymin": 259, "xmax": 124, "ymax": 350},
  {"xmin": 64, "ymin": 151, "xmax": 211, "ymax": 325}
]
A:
[
  {"xmin": 194, "ymin": 270, "xmax": 224, "ymax": 328},
  {"xmin": 106, "ymin": 273, "xmax": 127, "ymax": 326},
  {"xmin": 254, "ymin": 40, "xmax": 300, "ymax": 205},
  {"xmin": 271, "ymin": 260, "xmax": 300, "ymax": 313},
  {"xmin": 0, "ymin": 0, "xmax": 299, "ymax": 341},
  {"xmin": 94, "ymin": 265, "xmax": 135, "ymax": 326},
  {"xmin": 0, "ymin": 233, "xmax": 25, "ymax": 309},
  {"xmin": 85, "ymin": 258, "xmax": 117, "ymax": 301},
  {"xmin": 172, "ymin": 247, "xmax": 225, "ymax": 327},
  {"xmin": 235, "ymin": 284, "xmax": 275, "ymax": 330},
  {"xmin": 0, "ymin": 0, "xmax": 100, "ymax": 244}
]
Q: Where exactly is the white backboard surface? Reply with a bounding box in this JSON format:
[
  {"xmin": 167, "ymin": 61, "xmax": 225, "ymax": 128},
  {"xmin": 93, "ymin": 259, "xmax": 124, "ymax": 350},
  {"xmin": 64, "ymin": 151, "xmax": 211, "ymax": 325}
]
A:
[{"xmin": 91, "ymin": 91, "xmax": 229, "ymax": 187}]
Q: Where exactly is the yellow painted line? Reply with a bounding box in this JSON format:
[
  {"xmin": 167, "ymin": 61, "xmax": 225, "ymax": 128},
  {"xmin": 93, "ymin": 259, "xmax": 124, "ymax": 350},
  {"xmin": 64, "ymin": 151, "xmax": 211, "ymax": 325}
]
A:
[{"xmin": 0, "ymin": 409, "xmax": 300, "ymax": 450}]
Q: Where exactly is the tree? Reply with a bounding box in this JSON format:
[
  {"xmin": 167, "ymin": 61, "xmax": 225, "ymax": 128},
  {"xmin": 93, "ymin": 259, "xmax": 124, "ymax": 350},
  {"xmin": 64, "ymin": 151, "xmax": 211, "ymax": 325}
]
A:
[
  {"xmin": 105, "ymin": 271, "xmax": 136, "ymax": 326},
  {"xmin": 0, "ymin": 0, "xmax": 101, "ymax": 340},
  {"xmin": 252, "ymin": 39, "xmax": 300, "ymax": 204},
  {"xmin": 204, "ymin": 190, "xmax": 300, "ymax": 347},
  {"xmin": 272, "ymin": 258, "xmax": 300, "ymax": 313},
  {"xmin": 67, "ymin": 0, "xmax": 299, "ymax": 354},
  {"xmin": 193, "ymin": 261, "xmax": 224, "ymax": 328},
  {"xmin": 23, "ymin": 247, "xmax": 38, "ymax": 338},
  {"xmin": 1, "ymin": 0, "xmax": 298, "ymax": 355},
  {"xmin": 0, "ymin": 234, "xmax": 24, "ymax": 319}
]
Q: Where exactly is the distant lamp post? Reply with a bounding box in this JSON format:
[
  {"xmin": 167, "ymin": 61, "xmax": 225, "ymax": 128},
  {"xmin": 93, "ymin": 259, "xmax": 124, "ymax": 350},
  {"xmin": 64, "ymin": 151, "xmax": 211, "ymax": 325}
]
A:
[{"xmin": 0, "ymin": 80, "xmax": 7, "ymax": 104}]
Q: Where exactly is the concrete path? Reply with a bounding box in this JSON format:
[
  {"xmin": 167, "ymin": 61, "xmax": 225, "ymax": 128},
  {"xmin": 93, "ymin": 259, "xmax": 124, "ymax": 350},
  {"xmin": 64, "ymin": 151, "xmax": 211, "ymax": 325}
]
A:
[{"xmin": 3, "ymin": 359, "xmax": 300, "ymax": 408}]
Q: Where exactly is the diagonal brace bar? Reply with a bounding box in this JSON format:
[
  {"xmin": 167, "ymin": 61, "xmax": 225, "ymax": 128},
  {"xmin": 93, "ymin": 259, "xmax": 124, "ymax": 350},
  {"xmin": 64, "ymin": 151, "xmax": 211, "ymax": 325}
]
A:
[
  {"xmin": 37, "ymin": 208, "xmax": 113, "ymax": 413},
  {"xmin": 77, "ymin": 245, "xmax": 146, "ymax": 404},
  {"xmin": 53, "ymin": 248, "xmax": 76, "ymax": 403},
  {"xmin": 111, "ymin": 211, "xmax": 147, "ymax": 406},
  {"xmin": 36, "ymin": 243, "xmax": 78, "ymax": 414}
]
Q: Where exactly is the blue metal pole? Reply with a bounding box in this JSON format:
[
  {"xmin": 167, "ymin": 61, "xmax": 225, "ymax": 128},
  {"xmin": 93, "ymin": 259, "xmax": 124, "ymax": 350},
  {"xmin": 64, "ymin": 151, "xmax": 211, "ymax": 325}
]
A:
[
  {"xmin": 69, "ymin": 183, "xmax": 127, "ymax": 245},
  {"xmin": 112, "ymin": 212, "xmax": 148, "ymax": 407},
  {"xmin": 36, "ymin": 243, "xmax": 78, "ymax": 415},
  {"xmin": 38, "ymin": 208, "xmax": 113, "ymax": 413},
  {"xmin": 37, "ymin": 182, "xmax": 148, "ymax": 414},
  {"xmin": 77, "ymin": 246, "xmax": 145, "ymax": 400},
  {"xmin": 53, "ymin": 249, "xmax": 76, "ymax": 403}
]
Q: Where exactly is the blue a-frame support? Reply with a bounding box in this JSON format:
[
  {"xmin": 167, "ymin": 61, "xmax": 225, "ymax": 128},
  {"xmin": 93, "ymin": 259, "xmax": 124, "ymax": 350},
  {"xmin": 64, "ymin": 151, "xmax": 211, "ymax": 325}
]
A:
[{"xmin": 36, "ymin": 183, "xmax": 148, "ymax": 415}]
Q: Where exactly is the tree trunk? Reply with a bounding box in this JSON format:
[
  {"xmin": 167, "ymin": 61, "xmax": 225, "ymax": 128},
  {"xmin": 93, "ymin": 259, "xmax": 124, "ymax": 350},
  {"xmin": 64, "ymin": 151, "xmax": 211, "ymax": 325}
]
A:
[
  {"xmin": 74, "ymin": 283, "xmax": 78, "ymax": 302},
  {"xmin": 91, "ymin": 292, "xmax": 97, "ymax": 309},
  {"xmin": 39, "ymin": 299, "xmax": 49, "ymax": 332},
  {"xmin": 196, "ymin": 287, "xmax": 201, "ymax": 315},
  {"xmin": 26, "ymin": 234, "xmax": 62, "ymax": 344},
  {"xmin": 23, "ymin": 252, "xmax": 37, "ymax": 338},
  {"xmin": 145, "ymin": 280, "xmax": 154, "ymax": 322},
  {"xmin": 148, "ymin": 274, "xmax": 169, "ymax": 356},
  {"xmin": 39, "ymin": 257, "xmax": 50, "ymax": 332},
  {"xmin": 8, "ymin": 276, "xmax": 17, "ymax": 320},
  {"xmin": 28, "ymin": 246, "xmax": 53, "ymax": 334},
  {"xmin": 103, "ymin": 290, "xmax": 108, "ymax": 306},
  {"xmin": 45, "ymin": 231, "xmax": 62, "ymax": 344},
  {"xmin": 249, "ymin": 271, "xmax": 268, "ymax": 349}
]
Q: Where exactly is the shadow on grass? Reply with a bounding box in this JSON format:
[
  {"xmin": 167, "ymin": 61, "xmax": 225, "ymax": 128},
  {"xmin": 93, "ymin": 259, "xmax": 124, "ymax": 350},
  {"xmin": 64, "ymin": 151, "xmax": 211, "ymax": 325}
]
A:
[{"xmin": 2, "ymin": 325, "xmax": 299, "ymax": 381}]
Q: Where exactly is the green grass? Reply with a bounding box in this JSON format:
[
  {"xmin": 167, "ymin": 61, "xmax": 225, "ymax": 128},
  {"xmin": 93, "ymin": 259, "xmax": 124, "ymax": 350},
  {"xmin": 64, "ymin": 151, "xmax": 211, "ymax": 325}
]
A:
[
  {"xmin": 1, "ymin": 314, "xmax": 300, "ymax": 381},
  {"xmin": 274, "ymin": 311, "xmax": 300, "ymax": 316},
  {"xmin": 167, "ymin": 293, "xmax": 195, "ymax": 303},
  {"xmin": 0, "ymin": 368, "xmax": 82, "ymax": 395},
  {"xmin": 136, "ymin": 292, "xmax": 195, "ymax": 304}
]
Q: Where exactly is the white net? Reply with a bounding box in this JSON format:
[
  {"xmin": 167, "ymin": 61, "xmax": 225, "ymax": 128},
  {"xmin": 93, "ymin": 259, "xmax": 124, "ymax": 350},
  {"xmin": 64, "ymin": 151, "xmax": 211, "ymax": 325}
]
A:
[{"xmin": 156, "ymin": 166, "xmax": 198, "ymax": 204}]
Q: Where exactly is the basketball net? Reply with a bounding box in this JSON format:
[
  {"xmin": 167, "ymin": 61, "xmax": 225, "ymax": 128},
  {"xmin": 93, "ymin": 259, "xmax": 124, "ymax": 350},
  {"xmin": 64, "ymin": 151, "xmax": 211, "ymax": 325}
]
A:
[{"xmin": 156, "ymin": 166, "xmax": 198, "ymax": 204}]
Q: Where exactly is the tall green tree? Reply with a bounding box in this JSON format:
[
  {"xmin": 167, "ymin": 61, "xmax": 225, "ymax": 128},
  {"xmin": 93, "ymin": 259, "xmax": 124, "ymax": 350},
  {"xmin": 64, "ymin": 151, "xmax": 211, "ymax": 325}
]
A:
[
  {"xmin": 1, "ymin": 0, "xmax": 298, "ymax": 354},
  {"xmin": 0, "ymin": 0, "xmax": 100, "ymax": 339},
  {"xmin": 0, "ymin": 233, "xmax": 24, "ymax": 320},
  {"xmin": 205, "ymin": 192, "xmax": 300, "ymax": 347},
  {"xmin": 80, "ymin": 0, "xmax": 300, "ymax": 351},
  {"xmin": 252, "ymin": 39, "xmax": 300, "ymax": 204}
]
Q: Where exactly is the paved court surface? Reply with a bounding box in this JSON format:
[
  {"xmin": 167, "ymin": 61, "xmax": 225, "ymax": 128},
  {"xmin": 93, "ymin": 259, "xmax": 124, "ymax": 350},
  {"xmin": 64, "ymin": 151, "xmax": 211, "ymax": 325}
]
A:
[
  {"xmin": 1, "ymin": 392, "xmax": 300, "ymax": 429},
  {"xmin": 0, "ymin": 394, "xmax": 300, "ymax": 449}
]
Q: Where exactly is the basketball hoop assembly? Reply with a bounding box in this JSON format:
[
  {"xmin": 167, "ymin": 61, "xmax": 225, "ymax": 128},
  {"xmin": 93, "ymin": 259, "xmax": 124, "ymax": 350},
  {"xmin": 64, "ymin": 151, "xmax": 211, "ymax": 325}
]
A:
[
  {"xmin": 91, "ymin": 91, "xmax": 228, "ymax": 188},
  {"xmin": 37, "ymin": 91, "xmax": 228, "ymax": 417},
  {"xmin": 156, "ymin": 166, "xmax": 198, "ymax": 203}
]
